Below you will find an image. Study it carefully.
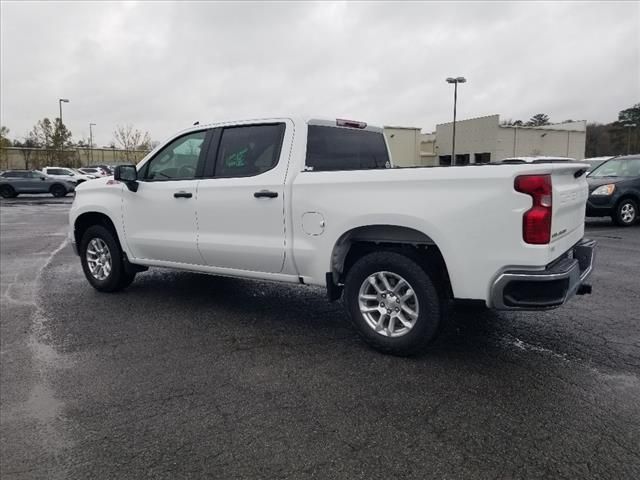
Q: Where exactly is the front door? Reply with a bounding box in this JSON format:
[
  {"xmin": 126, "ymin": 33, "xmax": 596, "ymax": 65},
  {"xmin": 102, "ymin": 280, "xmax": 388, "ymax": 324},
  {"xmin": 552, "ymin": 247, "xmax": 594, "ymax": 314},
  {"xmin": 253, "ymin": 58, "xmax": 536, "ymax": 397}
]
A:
[
  {"xmin": 196, "ymin": 122, "xmax": 290, "ymax": 273},
  {"xmin": 122, "ymin": 130, "xmax": 208, "ymax": 265}
]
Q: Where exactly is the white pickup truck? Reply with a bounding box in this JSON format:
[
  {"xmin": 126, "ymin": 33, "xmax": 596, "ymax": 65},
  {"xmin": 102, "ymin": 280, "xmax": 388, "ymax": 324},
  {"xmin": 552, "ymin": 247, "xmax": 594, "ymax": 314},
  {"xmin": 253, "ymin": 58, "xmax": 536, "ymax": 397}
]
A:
[{"xmin": 69, "ymin": 117, "xmax": 595, "ymax": 355}]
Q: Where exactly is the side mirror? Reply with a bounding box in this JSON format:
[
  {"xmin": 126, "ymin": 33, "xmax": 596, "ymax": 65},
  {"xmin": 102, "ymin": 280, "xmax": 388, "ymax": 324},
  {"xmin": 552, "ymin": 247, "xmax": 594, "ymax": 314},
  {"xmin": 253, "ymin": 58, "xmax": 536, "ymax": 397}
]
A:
[{"xmin": 114, "ymin": 165, "xmax": 139, "ymax": 192}]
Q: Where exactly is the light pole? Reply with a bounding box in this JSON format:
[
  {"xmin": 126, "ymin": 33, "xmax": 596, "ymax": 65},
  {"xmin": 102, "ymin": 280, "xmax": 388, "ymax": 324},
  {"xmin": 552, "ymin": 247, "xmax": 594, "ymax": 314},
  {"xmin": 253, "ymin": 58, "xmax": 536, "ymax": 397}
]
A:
[
  {"xmin": 624, "ymin": 123, "xmax": 637, "ymax": 155},
  {"xmin": 89, "ymin": 123, "xmax": 96, "ymax": 163},
  {"xmin": 58, "ymin": 98, "xmax": 70, "ymax": 125},
  {"xmin": 446, "ymin": 77, "xmax": 466, "ymax": 166}
]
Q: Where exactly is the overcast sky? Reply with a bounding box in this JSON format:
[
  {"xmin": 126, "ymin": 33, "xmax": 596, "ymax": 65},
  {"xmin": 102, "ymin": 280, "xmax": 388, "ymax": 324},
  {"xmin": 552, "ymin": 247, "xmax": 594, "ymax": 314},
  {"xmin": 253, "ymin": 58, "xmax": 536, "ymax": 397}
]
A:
[{"xmin": 1, "ymin": 1, "xmax": 638, "ymax": 146}]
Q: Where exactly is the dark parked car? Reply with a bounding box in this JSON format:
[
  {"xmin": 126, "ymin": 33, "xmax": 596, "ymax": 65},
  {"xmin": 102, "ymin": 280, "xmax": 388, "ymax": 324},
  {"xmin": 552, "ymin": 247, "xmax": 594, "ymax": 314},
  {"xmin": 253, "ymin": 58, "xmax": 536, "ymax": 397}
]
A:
[
  {"xmin": 586, "ymin": 155, "xmax": 640, "ymax": 226},
  {"xmin": 0, "ymin": 170, "xmax": 76, "ymax": 198}
]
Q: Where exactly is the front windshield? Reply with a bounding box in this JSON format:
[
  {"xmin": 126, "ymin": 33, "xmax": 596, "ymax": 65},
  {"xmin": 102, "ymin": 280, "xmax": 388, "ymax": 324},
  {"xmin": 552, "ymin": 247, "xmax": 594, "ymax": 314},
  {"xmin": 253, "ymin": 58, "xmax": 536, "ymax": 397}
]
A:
[{"xmin": 589, "ymin": 158, "xmax": 640, "ymax": 178}]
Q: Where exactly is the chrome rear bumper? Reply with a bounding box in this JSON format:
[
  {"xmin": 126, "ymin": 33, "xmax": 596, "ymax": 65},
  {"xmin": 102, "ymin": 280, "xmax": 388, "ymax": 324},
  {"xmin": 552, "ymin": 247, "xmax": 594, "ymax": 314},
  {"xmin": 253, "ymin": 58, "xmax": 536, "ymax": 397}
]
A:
[{"xmin": 490, "ymin": 239, "xmax": 596, "ymax": 310}]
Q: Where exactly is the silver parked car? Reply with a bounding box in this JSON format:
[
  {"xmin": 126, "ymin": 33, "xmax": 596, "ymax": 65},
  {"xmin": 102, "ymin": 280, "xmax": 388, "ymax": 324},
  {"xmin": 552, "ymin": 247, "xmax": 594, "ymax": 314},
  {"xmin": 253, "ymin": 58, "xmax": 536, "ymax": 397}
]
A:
[{"xmin": 0, "ymin": 170, "xmax": 76, "ymax": 198}]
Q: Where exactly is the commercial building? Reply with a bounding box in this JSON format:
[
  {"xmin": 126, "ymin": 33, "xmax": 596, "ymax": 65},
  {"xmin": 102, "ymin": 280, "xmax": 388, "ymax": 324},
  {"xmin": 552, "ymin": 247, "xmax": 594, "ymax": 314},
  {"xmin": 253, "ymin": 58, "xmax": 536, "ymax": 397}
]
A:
[
  {"xmin": 435, "ymin": 114, "xmax": 586, "ymax": 165},
  {"xmin": 384, "ymin": 114, "xmax": 587, "ymax": 167}
]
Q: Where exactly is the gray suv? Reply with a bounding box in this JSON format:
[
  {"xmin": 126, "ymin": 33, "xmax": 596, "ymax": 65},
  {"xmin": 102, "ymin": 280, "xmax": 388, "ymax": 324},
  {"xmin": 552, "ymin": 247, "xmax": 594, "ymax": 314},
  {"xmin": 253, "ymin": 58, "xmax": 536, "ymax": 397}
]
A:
[{"xmin": 0, "ymin": 170, "xmax": 76, "ymax": 198}]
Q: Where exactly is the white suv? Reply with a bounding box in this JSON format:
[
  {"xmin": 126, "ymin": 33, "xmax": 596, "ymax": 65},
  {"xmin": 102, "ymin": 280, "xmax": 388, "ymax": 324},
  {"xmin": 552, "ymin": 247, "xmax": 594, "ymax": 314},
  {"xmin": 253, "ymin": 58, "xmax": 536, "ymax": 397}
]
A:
[{"xmin": 41, "ymin": 167, "xmax": 95, "ymax": 184}]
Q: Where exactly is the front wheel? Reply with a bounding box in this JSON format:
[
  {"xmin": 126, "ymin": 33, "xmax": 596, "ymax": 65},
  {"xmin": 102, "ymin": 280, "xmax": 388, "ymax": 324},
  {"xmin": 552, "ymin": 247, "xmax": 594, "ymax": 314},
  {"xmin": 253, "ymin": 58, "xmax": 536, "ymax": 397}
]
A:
[
  {"xmin": 80, "ymin": 225, "xmax": 136, "ymax": 292},
  {"xmin": 613, "ymin": 199, "xmax": 637, "ymax": 226},
  {"xmin": 343, "ymin": 251, "xmax": 443, "ymax": 356}
]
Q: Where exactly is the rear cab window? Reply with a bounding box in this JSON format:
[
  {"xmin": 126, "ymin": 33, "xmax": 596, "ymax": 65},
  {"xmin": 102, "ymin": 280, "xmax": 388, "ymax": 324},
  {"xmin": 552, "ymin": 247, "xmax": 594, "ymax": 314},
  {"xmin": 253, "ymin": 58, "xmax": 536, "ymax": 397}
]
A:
[{"xmin": 305, "ymin": 125, "xmax": 390, "ymax": 172}]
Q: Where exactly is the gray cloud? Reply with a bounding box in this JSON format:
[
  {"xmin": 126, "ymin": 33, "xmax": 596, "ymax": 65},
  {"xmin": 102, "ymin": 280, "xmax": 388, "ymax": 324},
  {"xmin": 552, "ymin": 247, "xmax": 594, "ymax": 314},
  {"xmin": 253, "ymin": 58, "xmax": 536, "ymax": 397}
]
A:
[{"xmin": 1, "ymin": 1, "xmax": 638, "ymax": 146}]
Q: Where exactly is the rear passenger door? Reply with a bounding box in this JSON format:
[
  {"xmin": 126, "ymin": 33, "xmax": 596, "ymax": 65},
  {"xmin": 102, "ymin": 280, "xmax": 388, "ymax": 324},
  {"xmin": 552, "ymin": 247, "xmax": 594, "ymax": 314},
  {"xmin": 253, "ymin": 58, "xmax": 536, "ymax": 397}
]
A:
[{"xmin": 196, "ymin": 121, "xmax": 291, "ymax": 273}]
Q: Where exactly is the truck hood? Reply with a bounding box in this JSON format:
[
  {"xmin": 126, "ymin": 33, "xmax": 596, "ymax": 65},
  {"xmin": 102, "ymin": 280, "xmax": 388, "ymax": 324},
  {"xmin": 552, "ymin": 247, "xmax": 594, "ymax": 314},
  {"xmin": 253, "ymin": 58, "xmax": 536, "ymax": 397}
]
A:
[{"xmin": 74, "ymin": 176, "xmax": 114, "ymax": 191}]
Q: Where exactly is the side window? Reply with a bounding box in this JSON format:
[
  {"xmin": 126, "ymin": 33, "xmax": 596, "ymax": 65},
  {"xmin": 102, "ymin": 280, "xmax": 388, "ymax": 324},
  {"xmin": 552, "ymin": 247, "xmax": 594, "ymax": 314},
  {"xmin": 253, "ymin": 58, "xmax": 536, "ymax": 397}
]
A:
[
  {"xmin": 214, "ymin": 124, "xmax": 285, "ymax": 178},
  {"xmin": 306, "ymin": 126, "xmax": 390, "ymax": 172},
  {"xmin": 29, "ymin": 172, "xmax": 46, "ymax": 179},
  {"xmin": 143, "ymin": 131, "xmax": 206, "ymax": 181}
]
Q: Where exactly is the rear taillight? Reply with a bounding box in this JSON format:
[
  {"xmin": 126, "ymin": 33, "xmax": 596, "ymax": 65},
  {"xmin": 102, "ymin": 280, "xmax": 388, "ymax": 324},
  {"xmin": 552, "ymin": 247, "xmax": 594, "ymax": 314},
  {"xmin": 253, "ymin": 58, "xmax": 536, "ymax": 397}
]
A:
[{"xmin": 514, "ymin": 174, "xmax": 552, "ymax": 244}]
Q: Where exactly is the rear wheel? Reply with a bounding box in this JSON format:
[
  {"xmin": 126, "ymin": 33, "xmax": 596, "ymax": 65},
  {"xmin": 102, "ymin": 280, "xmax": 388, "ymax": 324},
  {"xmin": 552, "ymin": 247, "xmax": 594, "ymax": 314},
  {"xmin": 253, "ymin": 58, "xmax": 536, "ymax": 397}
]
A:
[
  {"xmin": 613, "ymin": 199, "xmax": 637, "ymax": 226},
  {"xmin": 80, "ymin": 225, "xmax": 136, "ymax": 292},
  {"xmin": 343, "ymin": 251, "xmax": 442, "ymax": 356},
  {"xmin": 0, "ymin": 185, "xmax": 17, "ymax": 198},
  {"xmin": 50, "ymin": 184, "xmax": 68, "ymax": 198}
]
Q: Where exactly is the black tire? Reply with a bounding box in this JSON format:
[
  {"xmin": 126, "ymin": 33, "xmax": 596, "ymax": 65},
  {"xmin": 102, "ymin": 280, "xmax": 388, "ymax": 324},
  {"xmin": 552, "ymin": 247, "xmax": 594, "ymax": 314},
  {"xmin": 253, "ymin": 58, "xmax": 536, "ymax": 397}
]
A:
[
  {"xmin": 50, "ymin": 184, "xmax": 68, "ymax": 198},
  {"xmin": 0, "ymin": 185, "xmax": 17, "ymax": 198},
  {"xmin": 343, "ymin": 251, "xmax": 443, "ymax": 356},
  {"xmin": 612, "ymin": 198, "xmax": 638, "ymax": 226},
  {"xmin": 80, "ymin": 225, "xmax": 136, "ymax": 292}
]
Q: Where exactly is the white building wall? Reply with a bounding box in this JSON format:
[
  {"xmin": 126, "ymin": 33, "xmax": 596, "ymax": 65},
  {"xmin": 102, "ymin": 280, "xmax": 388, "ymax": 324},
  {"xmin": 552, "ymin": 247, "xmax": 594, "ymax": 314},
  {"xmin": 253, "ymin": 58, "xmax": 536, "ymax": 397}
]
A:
[
  {"xmin": 498, "ymin": 125, "xmax": 586, "ymax": 160},
  {"xmin": 419, "ymin": 132, "xmax": 437, "ymax": 166},
  {"xmin": 436, "ymin": 115, "xmax": 500, "ymax": 163},
  {"xmin": 384, "ymin": 127, "xmax": 422, "ymax": 167}
]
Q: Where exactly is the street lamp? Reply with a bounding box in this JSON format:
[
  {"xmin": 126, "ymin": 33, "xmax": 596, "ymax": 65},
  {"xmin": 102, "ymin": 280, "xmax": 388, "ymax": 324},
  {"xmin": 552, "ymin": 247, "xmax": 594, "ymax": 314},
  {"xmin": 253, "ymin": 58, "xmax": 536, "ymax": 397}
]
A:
[
  {"xmin": 624, "ymin": 123, "xmax": 637, "ymax": 155},
  {"xmin": 446, "ymin": 76, "xmax": 466, "ymax": 166},
  {"xmin": 58, "ymin": 98, "xmax": 70, "ymax": 124},
  {"xmin": 89, "ymin": 123, "xmax": 96, "ymax": 163}
]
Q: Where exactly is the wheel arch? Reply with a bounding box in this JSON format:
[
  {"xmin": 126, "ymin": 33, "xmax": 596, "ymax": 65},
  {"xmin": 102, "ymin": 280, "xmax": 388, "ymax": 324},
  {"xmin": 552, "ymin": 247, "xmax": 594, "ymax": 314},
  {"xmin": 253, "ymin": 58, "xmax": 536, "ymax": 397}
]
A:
[
  {"xmin": 328, "ymin": 224, "xmax": 452, "ymax": 300},
  {"xmin": 49, "ymin": 182, "xmax": 68, "ymax": 192},
  {"xmin": 616, "ymin": 193, "xmax": 640, "ymax": 207},
  {"xmin": 74, "ymin": 212, "xmax": 121, "ymax": 250}
]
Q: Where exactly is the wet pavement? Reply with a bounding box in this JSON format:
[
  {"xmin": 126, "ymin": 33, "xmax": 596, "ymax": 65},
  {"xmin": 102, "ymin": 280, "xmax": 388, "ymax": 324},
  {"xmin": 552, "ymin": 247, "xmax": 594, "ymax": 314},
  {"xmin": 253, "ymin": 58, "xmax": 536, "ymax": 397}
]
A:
[{"xmin": 1, "ymin": 196, "xmax": 639, "ymax": 479}]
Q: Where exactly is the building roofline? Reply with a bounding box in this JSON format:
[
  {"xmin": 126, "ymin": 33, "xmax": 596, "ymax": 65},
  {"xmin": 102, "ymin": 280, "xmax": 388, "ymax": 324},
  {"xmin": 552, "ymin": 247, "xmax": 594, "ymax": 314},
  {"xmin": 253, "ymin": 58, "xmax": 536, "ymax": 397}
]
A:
[{"xmin": 437, "ymin": 114, "xmax": 500, "ymax": 127}]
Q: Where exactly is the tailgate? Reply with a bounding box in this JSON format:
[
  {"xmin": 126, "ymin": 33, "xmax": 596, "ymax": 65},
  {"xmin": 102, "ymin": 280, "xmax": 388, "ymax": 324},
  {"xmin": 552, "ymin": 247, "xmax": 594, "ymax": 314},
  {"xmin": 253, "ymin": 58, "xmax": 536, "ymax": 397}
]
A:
[{"xmin": 549, "ymin": 163, "xmax": 589, "ymax": 257}]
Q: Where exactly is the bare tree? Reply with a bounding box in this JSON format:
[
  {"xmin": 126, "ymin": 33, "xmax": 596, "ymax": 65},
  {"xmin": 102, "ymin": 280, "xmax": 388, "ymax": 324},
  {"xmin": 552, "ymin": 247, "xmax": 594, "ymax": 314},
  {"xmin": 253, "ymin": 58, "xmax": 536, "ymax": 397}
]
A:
[
  {"xmin": 113, "ymin": 124, "xmax": 152, "ymax": 161},
  {"xmin": 13, "ymin": 131, "xmax": 39, "ymax": 169}
]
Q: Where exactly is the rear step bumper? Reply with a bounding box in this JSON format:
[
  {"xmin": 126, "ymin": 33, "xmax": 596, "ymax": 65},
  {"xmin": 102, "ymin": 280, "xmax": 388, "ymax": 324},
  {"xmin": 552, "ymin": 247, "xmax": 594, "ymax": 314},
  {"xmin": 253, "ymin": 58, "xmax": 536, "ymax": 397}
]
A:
[{"xmin": 490, "ymin": 239, "xmax": 596, "ymax": 310}]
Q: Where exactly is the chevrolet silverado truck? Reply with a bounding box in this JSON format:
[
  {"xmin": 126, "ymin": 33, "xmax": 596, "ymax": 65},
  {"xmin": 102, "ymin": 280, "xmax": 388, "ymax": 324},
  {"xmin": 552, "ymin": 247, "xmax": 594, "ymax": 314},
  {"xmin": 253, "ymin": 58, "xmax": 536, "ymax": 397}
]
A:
[{"xmin": 69, "ymin": 117, "xmax": 595, "ymax": 355}]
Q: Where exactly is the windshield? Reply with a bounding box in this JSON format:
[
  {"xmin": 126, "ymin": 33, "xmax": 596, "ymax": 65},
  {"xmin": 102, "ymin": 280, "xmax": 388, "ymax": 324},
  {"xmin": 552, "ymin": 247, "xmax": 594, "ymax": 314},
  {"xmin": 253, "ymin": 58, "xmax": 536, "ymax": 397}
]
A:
[{"xmin": 589, "ymin": 158, "xmax": 640, "ymax": 178}]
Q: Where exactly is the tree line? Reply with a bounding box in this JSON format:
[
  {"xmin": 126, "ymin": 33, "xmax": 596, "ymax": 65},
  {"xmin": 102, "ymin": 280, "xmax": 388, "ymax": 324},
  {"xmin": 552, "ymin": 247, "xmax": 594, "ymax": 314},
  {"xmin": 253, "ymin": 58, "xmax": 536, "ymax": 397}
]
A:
[
  {"xmin": 0, "ymin": 118, "xmax": 155, "ymax": 168},
  {"xmin": 501, "ymin": 104, "xmax": 639, "ymax": 157}
]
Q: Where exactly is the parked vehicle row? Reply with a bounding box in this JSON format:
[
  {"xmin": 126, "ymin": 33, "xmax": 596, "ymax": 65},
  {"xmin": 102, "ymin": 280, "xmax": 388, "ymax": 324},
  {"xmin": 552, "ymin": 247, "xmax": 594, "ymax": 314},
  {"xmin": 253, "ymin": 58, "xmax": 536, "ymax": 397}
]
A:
[{"xmin": 0, "ymin": 170, "xmax": 76, "ymax": 198}]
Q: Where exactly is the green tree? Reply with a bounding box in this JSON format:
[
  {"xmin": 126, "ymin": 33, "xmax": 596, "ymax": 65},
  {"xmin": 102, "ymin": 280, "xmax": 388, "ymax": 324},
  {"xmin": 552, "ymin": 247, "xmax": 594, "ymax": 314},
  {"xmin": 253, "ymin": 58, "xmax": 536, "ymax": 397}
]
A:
[
  {"xmin": 52, "ymin": 118, "xmax": 73, "ymax": 150},
  {"xmin": 0, "ymin": 126, "xmax": 10, "ymax": 169},
  {"xmin": 526, "ymin": 113, "xmax": 551, "ymax": 127},
  {"xmin": 0, "ymin": 126, "xmax": 11, "ymax": 147},
  {"xmin": 618, "ymin": 103, "xmax": 640, "ymax": 124}
]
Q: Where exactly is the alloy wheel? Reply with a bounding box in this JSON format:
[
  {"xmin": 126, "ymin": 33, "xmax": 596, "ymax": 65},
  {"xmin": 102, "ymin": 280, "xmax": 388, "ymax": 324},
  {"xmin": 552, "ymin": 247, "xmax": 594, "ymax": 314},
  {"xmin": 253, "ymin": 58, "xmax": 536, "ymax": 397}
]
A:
[
  {"xmin": 86, "ymin": 238, "xmax": 112, "ymax": 280},
  {"xmin": 357, "ymin": 271, "xmax": 419, "ymax": 337}
]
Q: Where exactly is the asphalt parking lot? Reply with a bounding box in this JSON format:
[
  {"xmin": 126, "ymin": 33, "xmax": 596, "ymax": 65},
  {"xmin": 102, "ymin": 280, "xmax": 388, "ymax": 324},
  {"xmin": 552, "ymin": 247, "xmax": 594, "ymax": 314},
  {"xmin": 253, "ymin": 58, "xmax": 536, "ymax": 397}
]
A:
[{"xmin": 1, "ymin": 196, "xmax": 639, "ymax": 479}]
